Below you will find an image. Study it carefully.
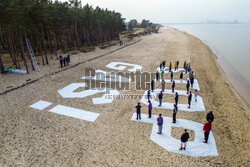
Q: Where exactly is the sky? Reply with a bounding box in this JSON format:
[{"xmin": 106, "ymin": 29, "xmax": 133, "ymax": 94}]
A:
[{"xmin": 59, "ymin": 0, "xmax": 250, "ymax": 23}]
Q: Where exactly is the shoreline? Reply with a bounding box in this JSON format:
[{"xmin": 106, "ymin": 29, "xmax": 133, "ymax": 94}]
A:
[
  {"xmin": 202, "ymin": 39, "xmax": 250, "ymax": 107},
  {"xmin": 169, "ymin": 26, "xmax": 250, "ymax": 110}
]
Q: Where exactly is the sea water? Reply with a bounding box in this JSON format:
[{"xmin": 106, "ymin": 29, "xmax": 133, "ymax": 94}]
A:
[{"xmin": 165, "ymin": 24, "xmax": 250, "ymax": 104}]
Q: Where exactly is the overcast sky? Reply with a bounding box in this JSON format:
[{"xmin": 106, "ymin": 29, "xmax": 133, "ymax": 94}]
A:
[{"xmin": 59, "ymin": 0, "xmax": 250, "ymax": 23}]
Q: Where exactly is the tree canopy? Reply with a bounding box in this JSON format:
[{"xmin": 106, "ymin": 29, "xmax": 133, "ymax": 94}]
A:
[{"xmin": 0, "ymin": 0, "xmax": 126, "ymax": 73}]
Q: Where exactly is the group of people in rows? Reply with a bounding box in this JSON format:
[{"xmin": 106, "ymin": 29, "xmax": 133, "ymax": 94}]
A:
[
  {"xmin": 150, "ymin": 61, "xmax": 197, "ymax": 110},
  {"xmin": 135, "ymin": 60, "xmax": 214, "ymax": 151},
  {"xmin": 59, "ymin": 54, "xmax": 71, "ymax": 68}
]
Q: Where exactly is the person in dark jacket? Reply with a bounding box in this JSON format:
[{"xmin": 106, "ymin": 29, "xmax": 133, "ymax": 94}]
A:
[
  {"xmin": 188, "ymin": 64, "xmax": 192, "ymax": 73},
  {"xmin": 59, "ymin": 55, "xmax": 63, "ymax": 68},
  {"xmin": 180, "ymin": 72, "xmax": 183, "ymax": 83},
  {"xmin": 161, "ymin": 79, "xmax": 165, "ymax": 92},
  {"xmin": 156, "ymin": 70, "xmax": 159, "ymax": 81},
  {"xmin": 206, "ymin": 111, "xmax": 214, "ymax": 123},
  {"xmin": 203, "ymin": 121, "xmax": 212, "ymax": 143},
  {"xmin": 185, "ymin": 63, "xmax": 189, "ymax": 74},
  {"xmin": 66, "ymin": 56, "xmax": 69, "ymax": 66},
  {"xmin": 172, "ymin": 104, "xmax": 178, "ymax": 123},
  {"xmin": 147, "ymin": 90, "xmax": 151, "ymax": 101},
  {"xmin": 170, "ymin": 71, "xmax": 173, "ymax": 81},
  {"xmin": 63, "ymin": 57, "xmax": 66, "ymax": 67},
  {"xmin": 183, "ymin": 61, "xmax": 186, "ymax": 69},
  {"xmin": 172, "ymin": 80, "xmax": 175, "ymax": 93},
  {"xmin": 174, "ymin": 92, "xmax": 178, "ymax": 105},
  {"xmin": 148, "ymin": 101, "xmax": 152, "ymax": 118},
  {"xmin": 177, "ymin": 60, "xmax": 179, "ymax": 69},
  {"xmin": 169, "ymin": 62, "xmax": 172, "ymax": 72},
  {"xmin": 0, "ymin": 56, "xmax": 4, "ymax": 73},
  {"xmin": 135, "ymin": 103, "xmax": 141, "ymax": 120},
  {"xmin": 188, "ymin": 91, "xmax": 192, "ymax": 109},
  {"xmin": 151, "ymin": 79, "xmax": 154, "ymax": 92},
  {"xmin": 158, "ymin": 91, "xmax": 163, "ymax": 107},
  {"xmin": 180, "ymin": 129, "xmax": 189, "ymax": 150},
  {"xmin": 67, "ymin": 54, "xmax": 70, "ymax": 63},
  {"xmin": 190, "ymin": 76, "xmax": 194, "ymax": 88},
  {"xmin": 163, "ymin": 61, "xmax": 166, "ymax": 69},
  {"xmin": 186, "ymin": 80, "xmax": 190, "ymax": 94}
]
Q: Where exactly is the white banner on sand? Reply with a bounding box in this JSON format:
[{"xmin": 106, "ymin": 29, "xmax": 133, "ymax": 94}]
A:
[
  {"xmin": 29, "ymin": 100, "xmax": 52, "ymax": 110},
  {"xmin": 141, "ymin": 89, "xmax": 205, "ymax": 112},
  {"xmin": 82, "ymin": 69, "xmax": 131, "ymax": 82},
  {"xmin": 131, "ymin": 113, "xmax": 218, "ymax": 157},
  {"xmin": 57, "ymin": 82, "xmax": 120, "ymax": 104},
  {"xmin": 49, "ymin": 105, "xmax": 100, "ymax": 122},
  {"xmin": 106, "ymin": 62, "xmax": 142, "ymax": 72}
]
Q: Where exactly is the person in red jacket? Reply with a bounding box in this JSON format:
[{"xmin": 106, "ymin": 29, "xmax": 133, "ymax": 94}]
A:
[{"xmin": 203, "ymin": 121, "xmax": 212, "ymax": 143}]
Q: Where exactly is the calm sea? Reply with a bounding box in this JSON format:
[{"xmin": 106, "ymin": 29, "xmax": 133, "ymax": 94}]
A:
[{"xmin": 165, "ymin": 24, "xmax": 250, "ymax": 104}]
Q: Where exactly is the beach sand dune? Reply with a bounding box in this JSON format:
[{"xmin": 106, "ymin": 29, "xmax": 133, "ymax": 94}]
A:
[{"xmin": 0, "ymin": 27, "xmax": 249, "ymax": 166}]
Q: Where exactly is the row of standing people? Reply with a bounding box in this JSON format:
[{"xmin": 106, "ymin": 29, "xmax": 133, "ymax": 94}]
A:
[
  {"xmin": 159, "ymin": 61, "xmax": 191, "ymax": 73},
  {"xmin": 160, "ymin": 60, "xmax": 180, "ymax": 72},
  {"xmin": 59, "ymin": 54, "xmax": 71, "ymax": 68}
]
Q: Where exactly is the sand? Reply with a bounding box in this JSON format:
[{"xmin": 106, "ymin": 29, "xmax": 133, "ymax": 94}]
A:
[{"xmin": 0, "ymin": 27, "xmax": 249, "ymax": 166}]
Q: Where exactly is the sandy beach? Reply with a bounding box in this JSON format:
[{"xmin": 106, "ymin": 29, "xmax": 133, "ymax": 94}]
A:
[{"xmin": 0, "ymin": 27, "xmax": 249, "ymax": 166}]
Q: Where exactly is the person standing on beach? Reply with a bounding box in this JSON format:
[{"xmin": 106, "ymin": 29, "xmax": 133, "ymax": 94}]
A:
[
  {"xmin": 151, "ymin": 79, "xmax": 154, "ymax": 92},
  {"xmin": 66, "ymin": 56, "xmax": 69, "ymax": 66},
  {"xmin": 169, "ymin": 62, "xmax": 172, "ymax": 72},
  {"xmin": 177, "ymin": 61, "xmax": 179, "ymax": 69},
  {"xmin": 163, "ymin": 61, "xmax": 166, "ymax": 69},
  {"xmin": 188, "ymin": 91, "xmax": 192, "ymax": 109},
  {"xmin": 67, "ymin": 54, "xmax": 70, "ymax": 63},
  {"xmin": 180, "ymin": 72, "xmax": 183, "ymax": 83},
  {"xmin": 172, "ymin": 80, "xmax": 175, "ymax": 93},
  {"xmin": 194, "ymin": 89, "xmax": 198, "ymax": 102},
  {"xmin": 59, "ymin": 55, "xmax": 63, "ymax": 68},
  {"xmin": 161, "ymin": 79, "xmax": 165, "ymax": 92},
  {"xmin": 173, "ymin": 104, "xmax": 178, "ymax": 123},
  {"xmin": 148, "ymin": 101, "xmax": 152, "ymax": 118},
  {"xmin": 63, "ymin": 57, "xmax": 67, "ymax": 67},
  {"xmin": 174, "ymin": 62, "xmax": 177, "ymax": 70},
  {"xmin": 203, "ymin": 121, "xmax": 212, "ymax": 143},
  {"xmin": 147, "ymin": 89, "xmax": 151, "ymax": 101},
  {"xmin": 157, "ymin": 114, "xmax": 163, "ymax": 134},
  {"xmin": 171, "ymin": 71, "xmax": 174, "ymax": 81},
  {"xmin": 174, "ymin": 92, "xmax": 178, "ymax": 105},
  {"xmin": 158, "ymin": 91, "xmax": 163, "ymax": 107},
  {"xmin": 135, "ymin": 103, "xmax": 141, "ymax": 120},
  {"xmin": 190, "ymin": 75, "xmax": 194, "ymax": 88},
  {"xmin": 186, "ymin": 80, "xmax": 190, "ymax": 94},
  {"xmin": 156, "ymin": 70, "xmax": 159, "ymax": 81},
  {"xmin": 185, "ymin": 64, "xmax": 188, "ymax": 74},
  {"xmin": 160, "ymin": 70, "xmax": 164, "ymax": 79},
  {"xmin": 206, "ymin": 111, "xmax": 214, "ymax": 123},
  {"xmin": 180, "ymin": 129, "xmax": 189, "ymax": 150}
]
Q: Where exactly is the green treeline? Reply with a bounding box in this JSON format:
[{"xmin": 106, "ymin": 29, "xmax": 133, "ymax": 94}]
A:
[{"xmin": 0, "ymin": 0, "xmax": 126, "ymax": 72}]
